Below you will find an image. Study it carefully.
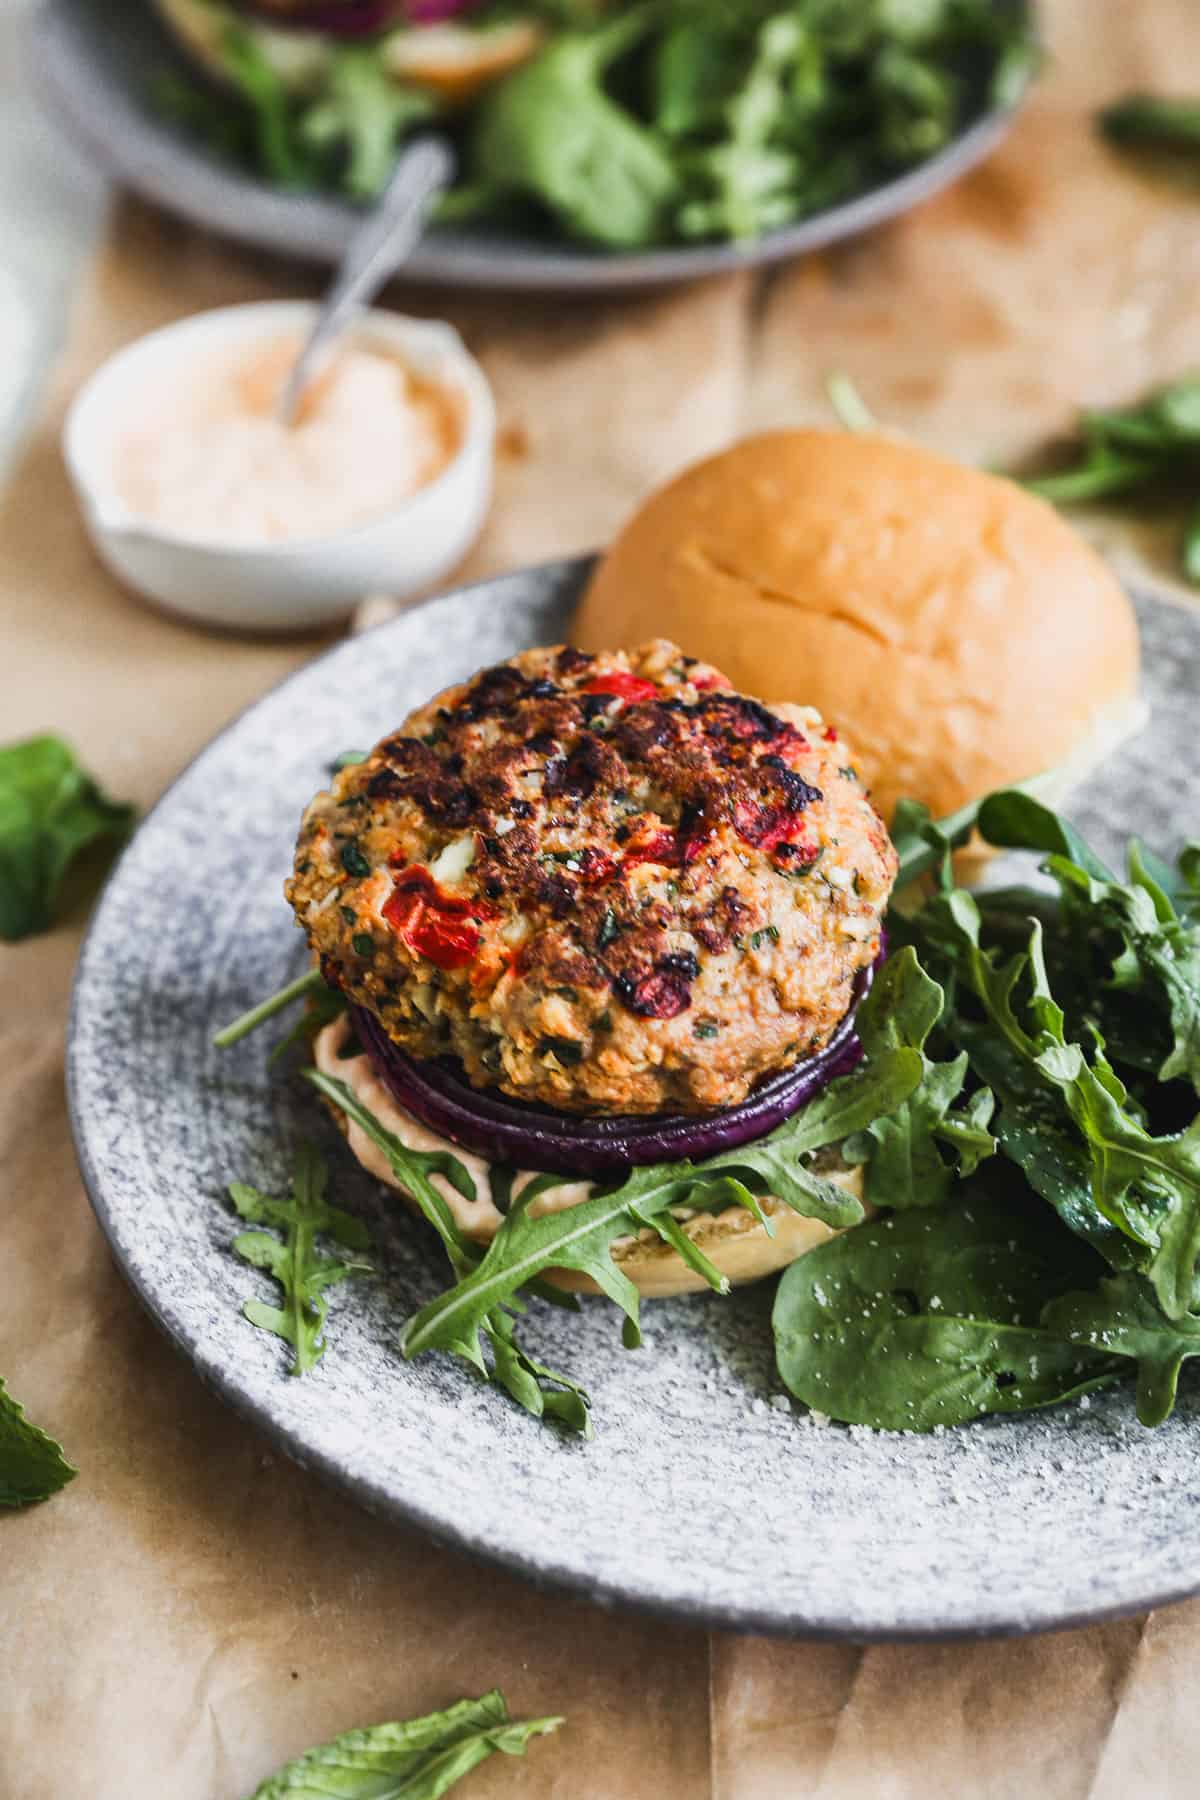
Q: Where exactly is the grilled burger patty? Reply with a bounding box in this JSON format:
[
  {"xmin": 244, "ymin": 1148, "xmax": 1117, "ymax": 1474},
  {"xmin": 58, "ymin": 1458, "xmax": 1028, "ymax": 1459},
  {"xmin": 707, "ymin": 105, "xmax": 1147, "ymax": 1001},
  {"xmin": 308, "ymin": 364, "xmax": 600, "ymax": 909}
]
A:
[{"xmin": 287, "ymin": 639, "xmax": 897, "ymax": 1114}]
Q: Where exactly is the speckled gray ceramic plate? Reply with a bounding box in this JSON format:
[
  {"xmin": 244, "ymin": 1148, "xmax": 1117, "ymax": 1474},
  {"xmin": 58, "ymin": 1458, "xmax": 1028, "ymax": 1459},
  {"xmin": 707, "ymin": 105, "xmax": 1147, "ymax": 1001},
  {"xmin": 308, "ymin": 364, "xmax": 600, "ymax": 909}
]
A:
[
  {"xmin": 33, "ymin": 0, "xmax": 1022, "ymax": 291},
  {"xmin": 69, "ymin": 558, "xmax": 1200, "ymax": 1640}
]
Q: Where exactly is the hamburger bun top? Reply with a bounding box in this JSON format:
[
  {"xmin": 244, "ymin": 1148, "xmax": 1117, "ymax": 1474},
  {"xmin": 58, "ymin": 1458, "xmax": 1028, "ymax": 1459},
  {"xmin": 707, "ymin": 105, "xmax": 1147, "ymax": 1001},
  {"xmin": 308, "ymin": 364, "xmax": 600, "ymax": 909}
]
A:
[{"xmin": 576, "ymin": 430, "xmax": 1142, "ymax": 825}]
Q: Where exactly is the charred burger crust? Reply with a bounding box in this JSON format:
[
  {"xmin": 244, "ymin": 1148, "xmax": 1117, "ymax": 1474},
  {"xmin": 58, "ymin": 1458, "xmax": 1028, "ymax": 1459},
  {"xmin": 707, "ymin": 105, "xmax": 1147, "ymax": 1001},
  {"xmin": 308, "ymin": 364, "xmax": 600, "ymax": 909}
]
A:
[{"xmin": 288, "ymin": 639, "xmax": 897, "ymax": 1113}]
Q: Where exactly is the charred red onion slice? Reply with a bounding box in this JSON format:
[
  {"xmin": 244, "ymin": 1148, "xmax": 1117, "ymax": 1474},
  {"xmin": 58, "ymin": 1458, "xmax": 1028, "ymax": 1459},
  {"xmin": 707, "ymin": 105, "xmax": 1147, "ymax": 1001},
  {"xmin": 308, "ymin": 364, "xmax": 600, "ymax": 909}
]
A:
[{"xmin": 349, "ymin": 951, "xmax": 881, "ymax": 1178}]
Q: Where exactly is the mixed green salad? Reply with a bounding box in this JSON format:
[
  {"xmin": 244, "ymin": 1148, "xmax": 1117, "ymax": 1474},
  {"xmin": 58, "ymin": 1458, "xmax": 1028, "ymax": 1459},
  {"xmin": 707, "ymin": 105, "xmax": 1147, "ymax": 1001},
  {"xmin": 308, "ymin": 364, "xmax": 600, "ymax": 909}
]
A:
[
  {"xmin": 156, "ymin": 0, "xmax": 1035, "ymax": 247},
  {"xmin": 226, "ymin": 785, "xmax": 1200, "ymax": 1441}
]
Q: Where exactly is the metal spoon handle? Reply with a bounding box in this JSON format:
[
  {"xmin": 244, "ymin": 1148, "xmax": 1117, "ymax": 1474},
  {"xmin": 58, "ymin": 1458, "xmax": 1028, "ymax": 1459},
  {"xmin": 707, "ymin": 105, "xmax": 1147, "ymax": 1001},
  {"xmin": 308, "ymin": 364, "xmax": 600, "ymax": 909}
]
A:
[{"xmin": 278, "ymin": 135, "xmax": 455, "ymax": 425}]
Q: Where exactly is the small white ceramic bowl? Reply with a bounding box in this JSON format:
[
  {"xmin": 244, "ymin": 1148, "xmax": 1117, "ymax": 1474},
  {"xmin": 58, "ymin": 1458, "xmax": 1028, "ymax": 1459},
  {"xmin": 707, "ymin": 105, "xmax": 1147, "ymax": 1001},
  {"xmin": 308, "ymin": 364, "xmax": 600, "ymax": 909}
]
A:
[{"xmin": 63, "ymin": 300, "xmax": 496, "ymax": 633}]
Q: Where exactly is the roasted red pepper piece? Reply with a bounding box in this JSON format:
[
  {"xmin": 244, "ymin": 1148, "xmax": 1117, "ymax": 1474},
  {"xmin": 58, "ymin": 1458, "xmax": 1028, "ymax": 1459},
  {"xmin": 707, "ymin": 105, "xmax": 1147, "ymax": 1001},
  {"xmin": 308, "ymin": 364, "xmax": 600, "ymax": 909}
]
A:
[
  {"xmin": 622, "ymin": 829, "xmax": 682, "ymax": 873},
  {"xmin": 382, "ymin": 864, "xmax": 494, "ymax": 971},
  {"xmin": 582, "ymin": 672, "xmax": 661, "ymax": 704}
]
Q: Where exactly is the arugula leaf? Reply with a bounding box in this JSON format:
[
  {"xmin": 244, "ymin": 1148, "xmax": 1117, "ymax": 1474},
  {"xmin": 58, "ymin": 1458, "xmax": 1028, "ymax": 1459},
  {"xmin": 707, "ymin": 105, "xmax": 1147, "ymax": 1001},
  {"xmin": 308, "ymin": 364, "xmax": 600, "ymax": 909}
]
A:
[
  {"xmin": 911, "ymin": 888, "xmax": 1200, "ymax": 1319},
  {"xmin": 230, "ymin": 1147, "xmax": 371, "ymax": 1376},
  {"xmin": 304, "ymin": 1069, "xmax": 597, "ymax": 1427},
  {"xmin": 0, "ymin": 735, "xmax": 134, "ymax": 941},
  {"xmin": 773, "ymin": 1192, "xmax": 1120, "ymax": 1430},
  {"xmin": 219, "ymin": 24, "xmax": 316, "ymax": 187},
  {"xmin": 483, "ymin": 1310, "xmax": 593, "ymax": 1438},
  {"xmin": 1033, "ymin": 1030, "xmax": 1200, "ymax": 1320},
  {"xmin": 0, "ymin": 1378, "xmax": 76, "ymax": 1509},
  {"xmin": 214, "ymin": 967, "xmax": 336, "ymax": 1050},
  {"xmin": 1042, "ymin": 852, "xmax": 1200, "ymax": 1093},
  {"xmin": 398, "ymin": 1043, "xmax": 921, "ymax": 1383},
  {"xmin": 976, "ymin": 788, "xmax": 1114, "ymax": 880},
  {"xmin": 842, "ymin": 947, "xmax": 995, "ymax": 1208},
  {"xmin": 1015, "ymin": 370, "xmax": 1200, "ymax": 586},
  {"xmin": 246, "ymin": 1688, "xmax": 562, "ymax": 1800}
]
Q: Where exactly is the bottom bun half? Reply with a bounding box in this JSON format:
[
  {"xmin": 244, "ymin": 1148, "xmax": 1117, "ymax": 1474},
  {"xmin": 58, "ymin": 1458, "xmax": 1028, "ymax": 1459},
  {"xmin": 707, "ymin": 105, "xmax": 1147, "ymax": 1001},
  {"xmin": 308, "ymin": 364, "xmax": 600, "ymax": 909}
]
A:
[{"xmin": 313, "ymin": 1014, "xmax": 862, "ymax": 1298}]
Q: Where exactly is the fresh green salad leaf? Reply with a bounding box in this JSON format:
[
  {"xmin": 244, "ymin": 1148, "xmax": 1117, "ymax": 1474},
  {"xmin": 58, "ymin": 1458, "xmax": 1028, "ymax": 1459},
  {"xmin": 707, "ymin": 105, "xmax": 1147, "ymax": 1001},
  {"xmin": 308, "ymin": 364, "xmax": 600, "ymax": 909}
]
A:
[
  {"xmin": 233, "ymin": 774, "xmax": 1200, "ymax": 1439},
  {"xmin": 1044, "ymin": 1274, "xmax": 1200, "ymax": 1428},
  {"xmin": 299, "ymin": 48, "xmax": 434, "ymax": 199},
  {"xmin": 842, "ymin": 948, "xmax": 995, "ymax": 1208},
  {"xmin": 469, "ymin": 6, "xmax": 679, "ymax": 248},
  {"xmin": 1017, "ymin": 370, "xmax": 1200, "ymax": 587},
  {"xmin": 0, "ymin": 1378, "xmax": 76, "ymax": 1510},
  {"xmin": 0, "ymin": 735, "xmax": 134, "ymax": 941},
  {"xmin": 774, "ymin": 1190, "xmax": 1120, "ymax": 1429},
  {"xmin": 230, "ymin": 1146, "xmax": 371, "ymax": 1376},
  {"xmin": 1100, "ymin": 93, "xmax": 1200, "ymax": 155},
  {"xmin": 214, "ymin": 966, "xmax": 338, "ymax": 1051},
  {"xmin": 220, "ymin": 23, "xmax": 315, "ymax": 187},
  {"xmin": 155, "ymin": 0, "xmax": 1033, "ymax": 240},
  {"xmin": 246, "ymin": 1688, "xmax": 562, "ymax": 1800},
  {"xmin": 393, "ymin": 1042, "xmax": 919, "ymax": 1381},
  {"xmin": 304, "ymin": 1068, "xmax": 595, "ymax": 1430}
]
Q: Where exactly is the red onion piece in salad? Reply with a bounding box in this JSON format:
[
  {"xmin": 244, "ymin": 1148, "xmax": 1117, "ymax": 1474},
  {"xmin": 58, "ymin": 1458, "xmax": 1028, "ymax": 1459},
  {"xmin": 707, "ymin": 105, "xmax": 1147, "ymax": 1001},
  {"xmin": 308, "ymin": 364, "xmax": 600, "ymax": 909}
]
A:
[
  {"xmin": 241, "ymin": 0, "xmax": 477, "ymax": 34},
  {"xmin": 350, "ymin": 950, "xmax": 880, "ymax": 1178}
]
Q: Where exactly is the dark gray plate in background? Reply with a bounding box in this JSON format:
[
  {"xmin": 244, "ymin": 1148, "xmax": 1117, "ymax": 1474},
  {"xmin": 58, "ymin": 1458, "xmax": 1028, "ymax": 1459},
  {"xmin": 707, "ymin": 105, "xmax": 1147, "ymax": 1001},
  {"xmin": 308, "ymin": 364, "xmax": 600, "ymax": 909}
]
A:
[
  {"xmin": 33, "ymin": 0, "xmax": 1022, "ymax": 290},
  {"xmin": 68, "ymin": 558, "xmax": 1200, "ymax": 1640}
]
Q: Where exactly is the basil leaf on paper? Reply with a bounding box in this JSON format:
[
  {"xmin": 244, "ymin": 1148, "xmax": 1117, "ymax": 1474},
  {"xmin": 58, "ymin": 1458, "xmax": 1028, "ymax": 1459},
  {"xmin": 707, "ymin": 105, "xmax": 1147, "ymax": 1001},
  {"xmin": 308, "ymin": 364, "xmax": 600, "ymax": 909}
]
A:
[
  {"xmin": 229, "ymin": 1146, "xmax": 371, "ymax": 1376},
  {"xmin": 0, "ymin": 1378, "xmax": 76, "ymax": 1510},
  {"xmin": 246, "ymin": 1688, "xmax": 563, "ymax": 1800},
  {"xmin": 0, "ymin": 734, "xmax": 135, "ymax": 941},
  {"xmin": 773, "ymin": 1194, "xmax": 1120, "ymax": 1430}
]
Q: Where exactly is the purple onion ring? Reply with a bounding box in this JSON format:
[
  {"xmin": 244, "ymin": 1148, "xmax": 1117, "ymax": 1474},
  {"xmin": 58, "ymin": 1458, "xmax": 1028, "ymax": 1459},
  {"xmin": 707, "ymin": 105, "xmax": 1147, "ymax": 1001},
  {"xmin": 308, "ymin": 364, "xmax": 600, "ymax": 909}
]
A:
[
  {"xmin": 241, "ymin": 1, "xmax": 402, "ymax": 38},
  {"xmin": 349, "ymin": 948, "xmax": 882, "ymax": 1177}
]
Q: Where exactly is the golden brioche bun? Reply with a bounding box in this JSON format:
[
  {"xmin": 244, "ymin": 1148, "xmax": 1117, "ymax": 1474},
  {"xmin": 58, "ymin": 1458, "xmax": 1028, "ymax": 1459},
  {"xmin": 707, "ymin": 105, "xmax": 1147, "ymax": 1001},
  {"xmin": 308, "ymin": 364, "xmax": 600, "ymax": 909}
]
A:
[
  {"xmin": 577, "ymin": 430, "xmax": 1144, "ymax": 828},
  {"xmin": 313, "ymin": 1013, "xmax": 860, "ymax": 1298}
]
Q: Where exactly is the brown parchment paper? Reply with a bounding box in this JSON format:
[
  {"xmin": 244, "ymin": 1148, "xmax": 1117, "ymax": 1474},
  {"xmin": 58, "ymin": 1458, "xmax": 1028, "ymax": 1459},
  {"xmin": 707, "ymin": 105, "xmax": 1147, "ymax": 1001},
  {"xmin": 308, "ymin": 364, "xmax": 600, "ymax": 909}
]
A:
[{"xmin": 6, "ymin": 4, "xmax": 1200, "ymax": 1795}]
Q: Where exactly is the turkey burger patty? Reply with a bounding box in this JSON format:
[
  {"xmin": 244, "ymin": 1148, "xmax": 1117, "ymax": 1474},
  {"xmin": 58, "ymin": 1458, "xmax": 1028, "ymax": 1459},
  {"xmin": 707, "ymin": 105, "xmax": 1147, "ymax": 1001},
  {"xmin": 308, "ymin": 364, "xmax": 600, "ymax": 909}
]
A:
[{"xmin": 287, "ymin": 639, "xmax": 897, "ymax": 1116}]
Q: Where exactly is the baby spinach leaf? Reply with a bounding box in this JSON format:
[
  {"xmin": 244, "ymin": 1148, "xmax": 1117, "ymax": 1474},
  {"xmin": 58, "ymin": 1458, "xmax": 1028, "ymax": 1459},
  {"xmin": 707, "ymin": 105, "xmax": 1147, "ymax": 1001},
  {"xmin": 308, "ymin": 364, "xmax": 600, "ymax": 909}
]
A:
[
  {"xmin": 0, "ymin": 1379, "xmax": 76, "ymax": 1510},
  {"xmin": 773, "ymin": 1193, "xmax": 1120, "ymax": 1430},
  {"xmin": 841, "ymin": 947, "xmax": 995, "ymax": 1208},
  {"xmin": 246, "ymin": 1688, "xmax": 563, "ymax": 1800},
  {"xmin": 0, "ymin": 735, "xmax": 135, "ymax": 941},
  {"xmin": 470, "ymin": 7, "xmax": 679, "ymax": 248},
  {"xmin": 229, "ymin": 1146, "xmax": 371, "ymax": 1376},
  {"xmin": 1043, "ymin": 1274, "xmax": 1200, "ymax": 1427}
]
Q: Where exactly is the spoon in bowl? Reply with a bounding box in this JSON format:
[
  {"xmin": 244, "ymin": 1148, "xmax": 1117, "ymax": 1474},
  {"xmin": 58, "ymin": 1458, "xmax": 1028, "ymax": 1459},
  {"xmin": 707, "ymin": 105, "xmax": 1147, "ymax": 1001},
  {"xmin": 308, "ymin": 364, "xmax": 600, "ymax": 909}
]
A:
[{"xmin": 276, "ymin": 134, "xmax": 455, "ymax": 427}]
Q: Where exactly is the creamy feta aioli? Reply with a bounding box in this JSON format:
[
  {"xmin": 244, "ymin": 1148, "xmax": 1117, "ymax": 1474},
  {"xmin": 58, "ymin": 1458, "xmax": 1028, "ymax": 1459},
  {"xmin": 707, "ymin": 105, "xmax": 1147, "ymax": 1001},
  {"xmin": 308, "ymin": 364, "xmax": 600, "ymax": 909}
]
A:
[{"xmin": 113, "ymin": 332, "xmax": 460, "ymax": 546}]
